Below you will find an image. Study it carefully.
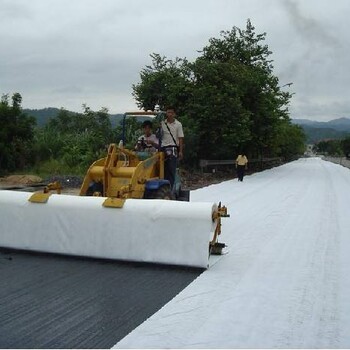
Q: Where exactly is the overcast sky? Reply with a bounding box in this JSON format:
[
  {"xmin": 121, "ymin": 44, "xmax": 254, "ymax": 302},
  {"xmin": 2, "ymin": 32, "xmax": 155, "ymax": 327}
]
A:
[{"xmin": 1, "ymin": 0, "xmax": 349, "ymax": 121}]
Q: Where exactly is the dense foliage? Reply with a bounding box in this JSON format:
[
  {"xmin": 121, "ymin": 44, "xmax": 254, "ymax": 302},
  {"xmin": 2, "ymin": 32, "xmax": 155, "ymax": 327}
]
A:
[
  {"xmin": 1, "ymin": 20, "xmax": 307, "ymax": 177},
  {"xmin": 32, "ymin": 105, "xmax": 116, "ymax": 175},
  {"xmin": 342, "ymin": 136, "xmax": 350, "ymax": 157},
  {"xmin": 1, "ymin": 94, "xmax": 125, "ymax": 176},
  {"xmin": 23, "ymin": 107, "xmax": 62, "ymax": 127},
  {"xmin": 133, "ymin": 20, "xmax": 305, "ymax": 164},
  {"xmin": 314, "ymin": 136, "xmax": 350, "ymax": 157},
  {"xmin": 0, "ymin": 93, "xmax": 36, "ymax": 173}
]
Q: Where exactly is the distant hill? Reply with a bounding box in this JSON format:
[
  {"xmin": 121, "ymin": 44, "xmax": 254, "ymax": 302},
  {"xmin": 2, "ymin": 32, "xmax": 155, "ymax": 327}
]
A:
[
  {"xmin": 24, "ymin": 108, "xmax": 124, "ymax": 128},
  {"xmin": 26, "ymin": 108, "xmax": 350, "ymax": 144},
  {"xmin": 292, "ymin": 117, "xmax": 350, "ymax": 143},
  {"xmin": 24, "ymin": 108, "xmax": 61, "ymax": 127}
]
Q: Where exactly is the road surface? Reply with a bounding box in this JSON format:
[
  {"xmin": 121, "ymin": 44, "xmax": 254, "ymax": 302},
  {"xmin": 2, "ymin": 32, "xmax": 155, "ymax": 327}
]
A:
[
  {"xmin": 115, "ymin": 157, "xmax": 350, "ymax": 348},
  {"xmin": 0, "ymin": 250, "xmax": 201, "ymax": 348}
]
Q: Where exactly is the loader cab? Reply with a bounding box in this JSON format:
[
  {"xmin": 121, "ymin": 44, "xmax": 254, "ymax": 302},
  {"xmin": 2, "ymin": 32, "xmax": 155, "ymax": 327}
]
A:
[
  {"xmin": 121, "ymin": 111, "xmax": 163, "ymax": 152},
  {"xmin": 120, "ymin": 111, "xmax": 189, "ymax": 201}
]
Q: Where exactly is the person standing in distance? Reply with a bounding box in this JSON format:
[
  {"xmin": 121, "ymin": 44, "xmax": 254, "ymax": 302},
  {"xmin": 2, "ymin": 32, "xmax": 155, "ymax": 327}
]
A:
[
  {"xmin": 235, "ymin": 153, "xmax": 248, "ymax": 181},
  {"xmin": 160, "ymin": 106, "xmax": 184, "ymax": 191}
]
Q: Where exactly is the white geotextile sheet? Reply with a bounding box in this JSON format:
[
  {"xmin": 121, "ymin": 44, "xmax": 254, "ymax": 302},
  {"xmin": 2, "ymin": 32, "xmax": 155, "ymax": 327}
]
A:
[{"xmin": 0, "ymin": 191, "xmax": 216, "ymax": 268}]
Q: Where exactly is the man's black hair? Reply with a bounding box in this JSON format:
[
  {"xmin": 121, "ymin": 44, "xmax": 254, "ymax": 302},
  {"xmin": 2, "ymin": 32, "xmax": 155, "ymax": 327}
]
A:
[
  {"xmin": 165, "ymin": 106, "xmax": 176, "ymax": 111},
  {"xmin": 142, "ymin": 120, "xmax": 152, "ymax": 128}
]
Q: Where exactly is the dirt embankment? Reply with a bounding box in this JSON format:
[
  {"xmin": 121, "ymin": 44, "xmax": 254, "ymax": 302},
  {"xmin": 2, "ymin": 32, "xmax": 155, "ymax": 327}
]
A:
[
  {"xmin": 0, "ymin": 175, "xmax": 81, "ymax": 195},
  {"xmin": 0, "ymin": 175, "xmax": 43, "ymax": 186},
  {"xmin": 0, "ymin": 171, "xmax": 236, "ymax": 193},
  {"xmin": 180, "ymin": 170, "xmax": 234, "ymax": 190}
]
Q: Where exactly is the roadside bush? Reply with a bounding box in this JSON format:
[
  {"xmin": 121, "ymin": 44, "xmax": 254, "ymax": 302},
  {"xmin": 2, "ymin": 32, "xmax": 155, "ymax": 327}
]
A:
[{"xmin": 0, "ymin": 93, "xmax": 36, "ymax": 173}]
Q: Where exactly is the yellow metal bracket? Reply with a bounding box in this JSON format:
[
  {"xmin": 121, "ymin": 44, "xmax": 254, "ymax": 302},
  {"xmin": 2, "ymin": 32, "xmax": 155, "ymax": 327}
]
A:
[
  {"xmin": 28, "ymin": 181, "xmax": 62, "ymax": 204},
  {"xmin": 29, "ymin": 192, "xmax": 52, "ymax": 203},
  {"xmin": 103, "ymin": 197, "xmax": 126, "ymax": 208},
  {"xmin": 210, "ymin": 202, "xmax": 230, "ymax": 253},
  {"xmin": 44, "ymin": 181, "xmax": 62, "ymax": 194}
]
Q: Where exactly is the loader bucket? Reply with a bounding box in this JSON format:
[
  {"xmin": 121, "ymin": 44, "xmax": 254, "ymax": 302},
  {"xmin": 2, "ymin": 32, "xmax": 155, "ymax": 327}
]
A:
[{"xmin": 0, "ymin": 191, "xmax": 218, "ymax": 268}]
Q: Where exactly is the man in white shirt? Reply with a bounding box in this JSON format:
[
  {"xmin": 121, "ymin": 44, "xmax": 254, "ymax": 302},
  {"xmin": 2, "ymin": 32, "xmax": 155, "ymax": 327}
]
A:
[{"xmin": 160, "ymin": 106, "xmax": 184, "ymax": 191}]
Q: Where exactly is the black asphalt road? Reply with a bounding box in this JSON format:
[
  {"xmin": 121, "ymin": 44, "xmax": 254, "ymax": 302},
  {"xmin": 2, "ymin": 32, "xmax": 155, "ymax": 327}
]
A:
[{"xmin": 0, "ymin": 248, "xmax": 202, "ymax": 349}]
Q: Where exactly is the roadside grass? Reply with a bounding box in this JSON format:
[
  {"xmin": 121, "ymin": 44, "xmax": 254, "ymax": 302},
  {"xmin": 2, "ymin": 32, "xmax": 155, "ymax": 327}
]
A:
[{"xmin": 5, "ymin": 159, "xmax": 87, "ymax": 180}]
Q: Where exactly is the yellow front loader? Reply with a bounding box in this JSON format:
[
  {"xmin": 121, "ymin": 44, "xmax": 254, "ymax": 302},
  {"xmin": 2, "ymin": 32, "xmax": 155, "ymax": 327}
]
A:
[
  {"xmin": 0, "ymin": 112, "xmax": 228, "ymax": 268},
  {"xmin": 80, "ymin": 143, "xmax": 170, "ymax": 201}
]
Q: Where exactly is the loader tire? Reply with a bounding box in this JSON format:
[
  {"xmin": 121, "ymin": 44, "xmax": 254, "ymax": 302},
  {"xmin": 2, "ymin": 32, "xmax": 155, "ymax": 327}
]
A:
[
  {"xmin": 177, "ymin": 188, "xmax": 190, "ymax": 202},
  {"xmin": 86, "ymin": 181, "xmax": 103, "ymax": 196},
  {"xmin": 145, "ymin": 185, "xmax": 174, "ymax": 200}
]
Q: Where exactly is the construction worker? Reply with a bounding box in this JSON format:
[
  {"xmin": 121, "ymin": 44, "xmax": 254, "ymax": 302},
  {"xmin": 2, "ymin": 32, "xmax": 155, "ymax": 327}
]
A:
[
  {"xmin": 160, "ymin": 106, "xmax": 184, "ymax": 191},
  {"xmin": 135, "ymin": 120, "xmax": 159, "ymax": 152},
  {"xmin": 235, "ymin": 153, "xmax": 248, "ymax": 181}
]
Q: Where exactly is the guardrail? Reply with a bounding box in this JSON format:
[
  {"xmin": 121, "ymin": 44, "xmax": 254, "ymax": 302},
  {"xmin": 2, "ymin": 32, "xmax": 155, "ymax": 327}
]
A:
[
  {"xmin": 199, "ymin": 157, "xmax": 283, "ymax": 172},
  {"xmin": 323, "ymin": 156, "xmax": 350, "ymax": 169}
]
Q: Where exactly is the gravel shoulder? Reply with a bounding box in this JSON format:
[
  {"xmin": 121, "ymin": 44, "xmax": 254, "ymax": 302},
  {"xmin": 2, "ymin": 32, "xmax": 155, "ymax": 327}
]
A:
[{"xmin": 0, "ymin": 171, "xmax": 236, "ymax": 194}]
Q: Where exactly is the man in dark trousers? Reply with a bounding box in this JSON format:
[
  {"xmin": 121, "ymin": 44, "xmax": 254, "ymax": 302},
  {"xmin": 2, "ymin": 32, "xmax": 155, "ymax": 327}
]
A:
[
  {"xmin": 160, "ymin": 106, "xmax": 184, "ymax": 191},
  {"xmin": 235, "ymin": 153, "xmax": 248, "ymax": 181}
]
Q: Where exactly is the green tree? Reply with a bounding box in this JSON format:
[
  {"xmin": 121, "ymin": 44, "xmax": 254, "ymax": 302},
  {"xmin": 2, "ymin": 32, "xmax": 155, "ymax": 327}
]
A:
[
  {"xmin": 274, "ymin": 122, "xmax": 306, "ymax": 160},
  {"xmin": 192, "ymin": 20, "xmax": 293, "ymax": 159},
  {"xmin": 133, "ymin": 20, "xmax": 297, "ymax": 164},
  {"xmin": 341, "ymin": 136, "xmax": 350, "ymax": 157},
  {"xmin": 48, "ymin": 105, "xmax": 113, "ymax": 142},
  {"xmin": 186, "ymin": 56, "xmax": 252, "ymax": 159},
  {"xmin": 34, "ymin": 105, "xmax": 115, "ymax": 173},
  {"xmin": 133, "ymin": 54, "xmax": 191, "ymax": 111},
  {"xmin": 0, "ymin": 93, "xmax": 36, "ymax": 172},
  {"xmin": 315, "ymin": 140, "xmax": 343, "ymax": 156}
]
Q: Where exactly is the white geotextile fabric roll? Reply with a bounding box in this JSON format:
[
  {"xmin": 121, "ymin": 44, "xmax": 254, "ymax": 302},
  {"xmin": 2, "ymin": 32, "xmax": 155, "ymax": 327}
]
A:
[{"xmin": 0, "ymin": 191, "xmax": 217, "ymax": 268}]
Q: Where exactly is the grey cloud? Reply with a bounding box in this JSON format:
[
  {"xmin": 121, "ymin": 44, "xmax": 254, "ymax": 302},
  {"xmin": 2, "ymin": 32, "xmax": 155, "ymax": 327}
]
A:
[
  {"xmin": 1, "ymin": 0, "xmax": 350, "ymax": 119},
  {"xmin": 283, "ymin": 0, "xmax": 340, "ymax": 48},
  {"xmin": 0, "ymin": 0, "xmax": 33, "ymax": 19},
  {"xmin": 51, "ymin": 85, "xmax": 85, "ymax": 95},
  {"xmin": 276, "ymin": 0, "xmax": 350, "ymax": 120},
  {"xmin": 291, "ymin": 97, "xmax": 350, "ymax": 120}
]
